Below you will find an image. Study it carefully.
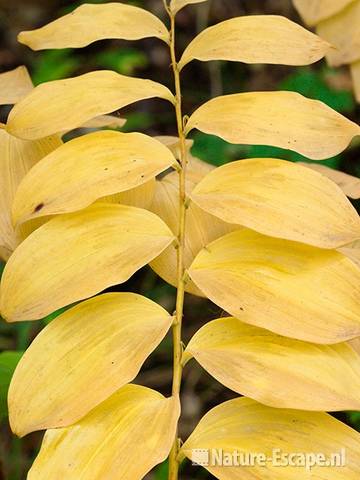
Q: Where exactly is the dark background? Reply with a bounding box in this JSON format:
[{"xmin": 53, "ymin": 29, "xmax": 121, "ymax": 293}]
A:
[{"xmin": 0, "ymin": 1, "xmax": 359, "ymax": 479}]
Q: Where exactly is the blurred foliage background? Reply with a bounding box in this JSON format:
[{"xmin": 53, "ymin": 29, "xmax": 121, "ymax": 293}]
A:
[{"xmin": 0, "ymin": 0, "xmax": 359, "ymax": 478}]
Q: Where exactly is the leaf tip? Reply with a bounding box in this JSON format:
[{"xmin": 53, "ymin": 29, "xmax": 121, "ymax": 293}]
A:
[
  {"xmin": 181, "ymin": 350, "xmax": 193, "ymax": 367},
  {"xmin": 8, "ymin": 414, "xmax": 29, "ymax": 439},
  {"xmin": 5, "ymin": 119, "xmax": 18, "ymax": 139},
  {"xmin": 0, "ymin": 305, "xmax": 10, "ymax": 324},
  {"xmin": 11, "ymin": 195, "xmax": 36, "ymax": 228},
  {"xmin": 17, "ymin": 31, "xmax": 31, "ymax": 48}
]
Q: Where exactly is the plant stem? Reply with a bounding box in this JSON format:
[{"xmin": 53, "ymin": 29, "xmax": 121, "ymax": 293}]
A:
[{"xmin": 168, "ymin": 10, "xmax": 188, "ymax": 480}]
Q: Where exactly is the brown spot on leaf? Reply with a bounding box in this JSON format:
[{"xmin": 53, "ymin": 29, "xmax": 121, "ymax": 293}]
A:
[{"xmin": 34, "ymin": 203, "xmax": 44, "ymax": 213}]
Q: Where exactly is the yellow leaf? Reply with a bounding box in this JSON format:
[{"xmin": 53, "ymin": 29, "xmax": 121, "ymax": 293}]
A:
[
  {"xmin": 155, "ymin": 135, "xmax": 193, "ymax": 159},
  {"xmin": 0, "ymin": 66, "xmax": 33, "ymax": 105},
  {"xmin": 188, "ymin": 229, "xmax": 360, "ymax": 344},
  {"xmin": 184, "ymin": 154, "xmax": 218, "ymax": 183},
  {"xmin": 18, "ymin": 2, "xmax": 169, "ymax": 50},
  {"xmin": 190, "ymin": 158, "xmax": 360, "ymax": 248},
  {"xmin": 9, "ymin": 292, "xmax": 172, "ymax": 436},
  {"xmin": 349, "ymin": 337, "xmax": 360, "ymax": 354},
  {"xmin": 0, "ymin": 203, "xmax": 174, "ymax": 322},
  {"xmin": 15, "ymin": 217, "xmax": 51, "ymax": 250},
  {"xmin": 12, "ymin": 131, "xmax": 176, "ymax": 225},
  {"xmin": 185, "ymin": 317, "xmax": 360, "ymax": 411},
  {"xmin": 101, "ymin": 179, "xmax": 156, "ymax": 210},
  {"xmin": 185, "ymin": 91, "xmax": 360, "ymax": 160},
  {"xmin": 350, "ymin": 60, "xmax": 360, "ymax": 102},
  {"xmin": 6, "ymin": 70, "xmax": 175, "ymax": 140},
  {"xmin": 292, "ymin": 0, "xmax": 355, "ymax": 26},
  {"xmin": 150, "ymin": 160, "xmax": 235, "ymax": 296},
  {"xmin": 68, "ymin": 136, "xmax": 157, "ymax": 211},
  {"xmin": 298, "ymin": 161, "xmax": 360, "ymax": 200},
  {"xmin": 28, "ymin": 385, "xmax": 180, "ymax": 480},
  {"xmin": 60, "ymin": 115, "xmax": 126, "ymax": 136},
  {"xmin": 179, "ymin": 16, "xmax": 330, "ymax": 70},
  {"xmin": 77, "ymin": 114, "xmax": 126, "ymax": 130},
  {"xmin": 317, "ymin": 1, "xmax": 360, "ymax": 66},
  {"xmin": 170, "ymin": 0, "xmax": 207, "ymax": 14},
  {"xmin": 0, "ymin": 129, "xmax": 62, "ymax": 261},
  {"xmin": 181, "ymin": 397, "xmax": 360, "ymax": 479},
  {"xmin": 339, "ymin": 239, "xmax": 360, "ymax": 268}
]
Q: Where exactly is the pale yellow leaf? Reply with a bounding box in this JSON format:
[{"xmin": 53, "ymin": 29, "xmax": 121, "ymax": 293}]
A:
[
  {"xmin": 191, "ymin": 158, "xmax": 360, "ymax": 248},
  {"xmin": 317, "ymin": 1, "xmax": 360, "ymax": 66},
  {"xmin": 349, "ymin": 336, "xmax": 360, "ymax": 354},
  {"xmin": 293, "ymin": 0, "xmax": 355, "ymax": 26},
  {"xmin": 298, "ymin": 161, "xmax": 360, "ymax": 199},
  {"xmin": 350, "ymin": 60, "xmax": 360, "ymax": 102},
  {"xmin": 0, "ymin": 129, "xmax": 62, "ymax": 260},
  {"xmin": 0, "ymin": 246, "xmax": 11, "ymax": 262},
  {"xmin": 18, "ymin": 2, "xmax": 169, "ymax": 50},
  {"xmin": 181, "ymin": 397, "xmax": 360, "ymax": 479},
  {"xmin": 185, "ymin": 91, "xmax": 360, "ymax": 160},
  {"xmin": 185, "ymin": 154, "xmax": 216, "ymax": 183},
  {"xmin": 28, "ymin": 385, "xmax": 180, "ymax": 480},
  {"xmin": 185, "ymin": 317, "xmax": 360, "ymax": 411},
  {"xmin": 170, "ymin": 0, "xmax": 207, "ymax": 14},
  {"xmin": 51, "ymin": 135, "xmax": 155, "ymax": 212},
  {"xmin": 12, "ymin": 131, "xmax": 176, "ymax": 225},
  {"xmin": 155, "ymin": 135, "xmax": 193, "ymax": 159},
  {"xmin": 150, "ymin": 160, "xmax": 235, "ymax": 296},
  {"xmin": 339, "ymin": 239, "xmax": 360, "ymax": 268},
  {"xmin": 179, "ymin": 16, "xmax": 330, "ymax": 70},
  {"xmin": 101, "ymin": 179, "xmax": 156, "ymax": 210},
  {"xmin": 0, "ymin": 203, "xmax": 174, "ymax": 322},
  {"xmin": 61, "ymin": 115, "xmax": 126, "ymax": 136},
  {"xmin": 0, "ymin": 66, "xmax": 33, "ymax": 105},
  {"xmin": 78, "ymin": 114, "xmax": 126, "ymax": 129},
  {"xmin": 9, "ymin": 293, "xmax": 172, "ymax": 436},
  {"xmin": 188, "ymin": 229, "xmax": 360, "ymax": 344},
  {"xmin": 7, "ymin": 70, "xmax": 175, "ymax": 140}
]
